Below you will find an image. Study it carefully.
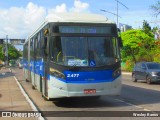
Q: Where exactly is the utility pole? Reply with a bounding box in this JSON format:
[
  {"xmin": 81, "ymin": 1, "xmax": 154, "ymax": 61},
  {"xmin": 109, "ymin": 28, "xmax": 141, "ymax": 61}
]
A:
[
  {"xmin": 115, "ymin": 0, "xmax": 129, "ymax": 28},
  {"xmin": 116, "ymin": 0, "xmax": 119, "ymax": 28},
  {"xmin": 5, "ymin": 35, "xmax": 8, "ymax": 67},
  {"xmin": 101, "ymin": 0, "xmax": 128, "ymax": 28}
]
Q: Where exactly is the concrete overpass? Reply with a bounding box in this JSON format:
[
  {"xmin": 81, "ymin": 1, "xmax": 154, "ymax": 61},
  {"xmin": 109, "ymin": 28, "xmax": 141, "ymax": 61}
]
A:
[{"xmin": 0, "ymin": 39, "xmax": 25, "ymax": 45}]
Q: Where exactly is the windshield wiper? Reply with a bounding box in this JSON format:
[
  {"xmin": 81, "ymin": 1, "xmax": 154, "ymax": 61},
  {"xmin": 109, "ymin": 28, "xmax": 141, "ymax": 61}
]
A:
[{"xmin": 68, "ymin": 65, "xmax": 80, "ymax": 71}]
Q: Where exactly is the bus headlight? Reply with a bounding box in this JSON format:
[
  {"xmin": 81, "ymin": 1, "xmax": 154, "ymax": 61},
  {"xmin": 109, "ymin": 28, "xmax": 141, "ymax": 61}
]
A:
[
  {"xmin": 50, "ymin": 68, "xmax": 65, "ymax": 79},
  {"xmin": 51, "ymin": 71, "xmax": 66, "ymax": 79},
  {"xmin": 112, "ymin": 68, "xmax": 121, "ymax": 78}
]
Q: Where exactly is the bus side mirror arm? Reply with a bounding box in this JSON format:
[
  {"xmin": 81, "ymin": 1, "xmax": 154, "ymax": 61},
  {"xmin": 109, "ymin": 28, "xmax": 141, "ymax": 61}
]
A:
[
  {"xmin": 117, "ymin": 28, "xmax": 123, "ymax": 48},
  {"xmin": 118, "ymin": 37, "xmax": 123, "ymax": 48}
]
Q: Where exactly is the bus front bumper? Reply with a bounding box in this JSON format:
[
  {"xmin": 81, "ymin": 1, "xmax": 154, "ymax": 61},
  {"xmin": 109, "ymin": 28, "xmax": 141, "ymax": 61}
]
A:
[{"xmin": 48, "ymin": 76, "xmax": 121, "ymax": 99}]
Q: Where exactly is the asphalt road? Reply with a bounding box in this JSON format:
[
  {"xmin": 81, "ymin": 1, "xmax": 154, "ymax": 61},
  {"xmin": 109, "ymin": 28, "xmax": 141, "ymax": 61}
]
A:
[{"xmin": 11, "ymin": 67, "xmax": 160, "ymax": 120}]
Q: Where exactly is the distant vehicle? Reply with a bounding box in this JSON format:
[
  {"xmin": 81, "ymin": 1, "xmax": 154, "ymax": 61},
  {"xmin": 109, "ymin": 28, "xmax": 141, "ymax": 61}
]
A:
[
  {"xmin": 0, "ymin": 60, "xmax": 3, "ymax": 69},
  {"xmin": 9, "ymin": 59, "xmax": 16, "ymax": 67},
  {"xmin": 132, "ymin": 62, "xmax": 160, "ymax": 84},
  {"xmin": 18, "ymin": 57, "xmax": 23, "ymax": 69}
]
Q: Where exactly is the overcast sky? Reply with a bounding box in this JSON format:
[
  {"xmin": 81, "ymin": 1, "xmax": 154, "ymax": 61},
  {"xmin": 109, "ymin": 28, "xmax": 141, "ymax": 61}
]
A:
[{"xmin": 0, "ymin": 0, "xmax": 159, "ymax": 39}]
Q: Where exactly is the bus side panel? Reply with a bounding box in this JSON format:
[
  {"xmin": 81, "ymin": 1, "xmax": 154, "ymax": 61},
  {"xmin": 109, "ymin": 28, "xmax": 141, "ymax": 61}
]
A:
[
  {"xmin": 34, "ymin": 59, "xmax": 44, "ymax": 92},
  {"xmin": 30, "ymin": 59, "xmax": 35, "ymax": 87},
  {"xmin": 23, "ymin": 41, "xmax": 30, "ymax": 81},
  {"xmin": 23, "ymin": 60, "xmax": 28, "ymax": 81}
]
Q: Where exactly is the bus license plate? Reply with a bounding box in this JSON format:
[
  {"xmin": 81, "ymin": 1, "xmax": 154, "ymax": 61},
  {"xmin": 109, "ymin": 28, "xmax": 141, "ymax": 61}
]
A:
[{"xmin": 84, "ymin": 89, "xmax": 96, "ymax": 94}]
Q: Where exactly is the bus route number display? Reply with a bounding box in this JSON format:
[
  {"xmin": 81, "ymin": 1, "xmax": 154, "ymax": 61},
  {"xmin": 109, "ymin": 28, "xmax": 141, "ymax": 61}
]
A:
[{"xmin": 59, "ymin": 26, "xmax": 111, "ymax": 34}]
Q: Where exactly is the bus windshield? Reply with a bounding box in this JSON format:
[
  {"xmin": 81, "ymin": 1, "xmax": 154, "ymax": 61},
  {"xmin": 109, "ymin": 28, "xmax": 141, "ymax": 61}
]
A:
[{"xmin": 50, "ymin": 36, "xmax": 120, "ymax": 67}]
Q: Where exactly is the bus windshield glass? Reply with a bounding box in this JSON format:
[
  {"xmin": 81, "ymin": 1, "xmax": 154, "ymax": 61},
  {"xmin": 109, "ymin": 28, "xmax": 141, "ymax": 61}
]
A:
[{"xmin": 50, "ymin": 36, "xmax": 120, "ymax": 67}]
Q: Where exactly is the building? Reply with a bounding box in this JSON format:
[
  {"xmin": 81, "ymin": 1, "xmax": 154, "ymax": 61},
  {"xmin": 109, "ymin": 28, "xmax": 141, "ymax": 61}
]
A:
[
  {"xmin": 0, "ymin": 38, "xmax": 25, "ymax": 50},
  {"xmin": 119, "ymin": 23, "xmax": 132, "ymax": 32}
]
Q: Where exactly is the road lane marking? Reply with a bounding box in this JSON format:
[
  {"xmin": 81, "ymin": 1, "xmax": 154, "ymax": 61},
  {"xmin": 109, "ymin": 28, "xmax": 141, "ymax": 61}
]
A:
[{"xmin": 114, "ymin": 98, "xmax": 151, "ymax": 111}]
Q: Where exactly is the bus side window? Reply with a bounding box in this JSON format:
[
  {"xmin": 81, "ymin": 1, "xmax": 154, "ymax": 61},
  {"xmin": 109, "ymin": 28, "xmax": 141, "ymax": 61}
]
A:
[
  {"xmin": 42, "ymin": 36, "xmax": 48, "ymax": 56},
  {"xmin": 44, "ymin": 37, "xmax": 47, "ymax": 49}
]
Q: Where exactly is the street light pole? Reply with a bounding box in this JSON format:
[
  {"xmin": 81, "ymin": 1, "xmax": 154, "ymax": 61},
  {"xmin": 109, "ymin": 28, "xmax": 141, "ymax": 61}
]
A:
[
  {"xmin": 100, "ymin": 9, "xmax": 121, "ymax": 28},
  {"xmin": 115, "ymin": 0, "xmax": 129, "ymax": 28},
  {"xmin": 100, "ymin": 9, "xmax": 121, "ymax": 18},
  {"xmin": 116, "ymin": 0, "xmax": 119, "ymax": 28},
  {"xmin": 5, "ymin": 35, "xmax": 8, "ymax": 67},
  {"xmin": 101, "ymin": 0, "xmax": 128, "ymax": 28}
]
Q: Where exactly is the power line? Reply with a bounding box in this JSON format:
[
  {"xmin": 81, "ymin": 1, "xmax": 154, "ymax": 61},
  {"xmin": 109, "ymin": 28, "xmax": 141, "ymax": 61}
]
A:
[{"xmin": 114, "ymin": 0, "xmax": 129, "ymax": 10}]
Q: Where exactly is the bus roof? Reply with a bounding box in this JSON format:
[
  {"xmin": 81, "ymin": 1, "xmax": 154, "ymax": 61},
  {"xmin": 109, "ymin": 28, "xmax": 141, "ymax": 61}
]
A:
[
  {"xmin": 46, "ymin": 13, "xmax": 115, "ymax": 23},
  {"xmin": 24, "ymin": 13, "xmax": 115, "ymax": 44}
]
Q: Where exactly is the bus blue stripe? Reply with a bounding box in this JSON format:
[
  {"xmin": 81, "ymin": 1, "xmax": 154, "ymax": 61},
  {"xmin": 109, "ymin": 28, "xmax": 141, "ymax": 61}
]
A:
[{"xmin": 49, "ymin": 70, "xmax": 121, "ymax": 83}]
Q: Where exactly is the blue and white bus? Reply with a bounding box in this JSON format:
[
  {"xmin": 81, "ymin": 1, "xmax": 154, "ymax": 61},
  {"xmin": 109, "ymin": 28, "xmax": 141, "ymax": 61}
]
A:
[{"xmin": 23, "ymin": 13, "xmax": 122, "ymax": 100}]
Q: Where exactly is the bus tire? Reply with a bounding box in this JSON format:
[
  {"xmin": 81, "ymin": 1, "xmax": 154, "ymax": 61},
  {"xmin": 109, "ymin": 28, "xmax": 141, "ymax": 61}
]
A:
[
  {"xmin": 32, "ymin": 85, "xmax": 35, "ymax": 90},
  {"xmin": 26, "ymin": 79, "xmax": 29, "ymax": 82},
  {"xmin": 42, "ymin": 94, "xmax": 50, "ymax": 101}
]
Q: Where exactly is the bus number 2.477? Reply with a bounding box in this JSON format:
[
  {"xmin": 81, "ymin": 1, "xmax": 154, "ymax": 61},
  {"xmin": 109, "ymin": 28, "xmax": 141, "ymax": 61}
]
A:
[{"xmin": 67, "ymin": 74, "xmax": 79, "ymax": 78}]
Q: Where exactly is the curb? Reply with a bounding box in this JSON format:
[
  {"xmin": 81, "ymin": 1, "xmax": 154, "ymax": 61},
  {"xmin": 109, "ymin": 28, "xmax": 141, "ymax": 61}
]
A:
[
  {"xmin": 122, "ymin": 72, "xmax": 132, "ymax": 75},
  {"xmin": 11, "ymin": 68, "xmax": 45, "ymax": 120}
]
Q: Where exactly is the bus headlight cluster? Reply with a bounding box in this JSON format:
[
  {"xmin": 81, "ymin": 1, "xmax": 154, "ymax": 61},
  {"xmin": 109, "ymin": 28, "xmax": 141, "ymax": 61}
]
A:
[
  {"xmin": 50, "ymin": 71, "xmax": 65, "ymax": 79},
  {"xmin": 112, "ymin": 68, "xmax": 121, "ymax": 78}
]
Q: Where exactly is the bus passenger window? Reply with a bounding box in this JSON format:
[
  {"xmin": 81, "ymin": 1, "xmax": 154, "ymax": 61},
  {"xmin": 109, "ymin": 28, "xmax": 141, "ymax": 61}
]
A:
[{"xmin": 43, "ymin": 37, "xmax": 48, "ymax": 56}]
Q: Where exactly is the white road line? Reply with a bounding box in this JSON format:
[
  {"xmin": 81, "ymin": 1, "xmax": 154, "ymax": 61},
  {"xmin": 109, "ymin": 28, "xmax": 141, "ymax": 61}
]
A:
[{"xmin": 114, "ymin": 98, "xmax": 151, "ymax": 111}]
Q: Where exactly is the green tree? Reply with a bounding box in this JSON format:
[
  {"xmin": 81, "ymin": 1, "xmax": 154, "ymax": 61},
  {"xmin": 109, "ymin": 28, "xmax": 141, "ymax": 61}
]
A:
[
  {"xmin": 153, "ymin": 41, "xmax": 160, "ymax": 63},
  {"xmin": 0, "ymin": 43, "xmax": 21, "ymax": 61},
  {"xmin": 121, "ymin": 29, "xmax": 154, "ymax": 64},
  {"xmin": 142, "ymin": 20, "xmax": 151, "ymax": 34},
  {"xmin": 8, "ymin": 44, "xmax": 21, "ymax": 60},
  {"xmin": 0, "ymin": 45, "xmax": 5, "ymax": 61},
  {"xmin": 152, "ymin": 26, "xmax": 159, "ymax": 34},
  {"xmin": 150, "ymin": 0, "xmax": 160, "ymax": 17}
]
